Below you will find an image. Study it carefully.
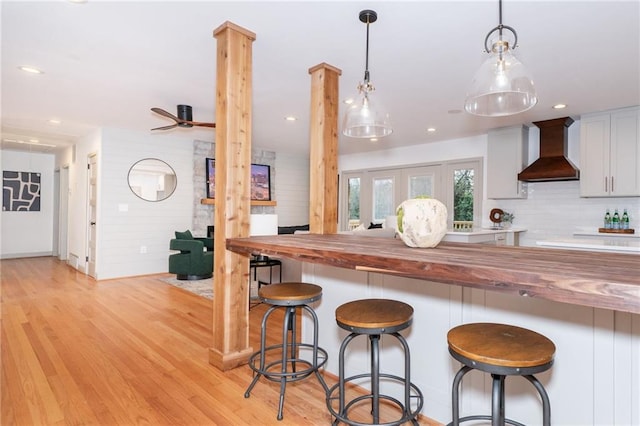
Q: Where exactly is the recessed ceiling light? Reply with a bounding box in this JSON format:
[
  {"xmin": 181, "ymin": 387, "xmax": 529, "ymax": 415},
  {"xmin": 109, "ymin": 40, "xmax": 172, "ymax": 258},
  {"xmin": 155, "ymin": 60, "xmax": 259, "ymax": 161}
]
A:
[
  {"xmin": 343, "ymin": 98, "xmax": 354, "ymax": 105},
  {"xmin": 48, "ymin": 119, "xmax": 61, "ymax": 124},
  {"xmin": 553, "ymin": 104, "xmax": 567, "ymax": 109},
  {"xmin": 284, "ymin": 116, "xmax": 297, "ymax": 121},
  {"xmin": 19, "ymin": 66, "xmax": 44, "ymax": 74},
  {"xmin": 427, "ymin": 127, "xmax": 436, "ymax": 133},
  {"xmin": 370, "ymin": 138, "xmax": 378, "ymax": 142}
]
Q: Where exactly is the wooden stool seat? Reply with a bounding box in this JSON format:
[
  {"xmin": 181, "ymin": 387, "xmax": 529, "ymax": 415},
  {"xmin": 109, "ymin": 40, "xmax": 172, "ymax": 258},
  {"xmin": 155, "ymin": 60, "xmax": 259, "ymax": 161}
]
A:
[
  {"xmin": 448, "ymin": 323, "xmax": 555, "ymax": 369},
  {"xmin": 259, "ymin": 282, "xmax": 322, "ymax": 306},
  {"xmin": 446, "ymin": 323, "xmax": 555, "ymax": 426},
  {"xmin": 335, "ymin": 298, "xmax": 413, "ymax": 332}
]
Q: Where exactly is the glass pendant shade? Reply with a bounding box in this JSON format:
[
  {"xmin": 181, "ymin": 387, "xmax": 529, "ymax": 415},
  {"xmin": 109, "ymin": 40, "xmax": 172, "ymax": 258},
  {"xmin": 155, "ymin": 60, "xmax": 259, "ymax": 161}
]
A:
[
  {"xmin": 342, "ymin": 9, "xmax": 392, "ymax": 139},
  {"xmin": 465, "ymin": 42, "xmax": 537, "ymax": 116},
  {"xmin": 342, "ymin": 88, "xmax": 392, "ymax": 138}
]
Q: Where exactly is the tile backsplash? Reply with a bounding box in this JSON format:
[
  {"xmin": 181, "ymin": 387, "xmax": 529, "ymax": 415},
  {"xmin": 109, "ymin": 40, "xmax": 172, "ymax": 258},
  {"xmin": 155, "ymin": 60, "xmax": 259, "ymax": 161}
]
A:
[{"xmin": 484, "ymin": 181, "xmax": 639, "ymax": 247}]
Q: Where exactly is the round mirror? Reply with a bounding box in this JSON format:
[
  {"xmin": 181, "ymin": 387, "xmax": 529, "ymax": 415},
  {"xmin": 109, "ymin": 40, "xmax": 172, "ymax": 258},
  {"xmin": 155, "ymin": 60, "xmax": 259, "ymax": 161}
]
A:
[{"xmin": 127, "ymin": 158, "xmax": 177, "ymax": 202}]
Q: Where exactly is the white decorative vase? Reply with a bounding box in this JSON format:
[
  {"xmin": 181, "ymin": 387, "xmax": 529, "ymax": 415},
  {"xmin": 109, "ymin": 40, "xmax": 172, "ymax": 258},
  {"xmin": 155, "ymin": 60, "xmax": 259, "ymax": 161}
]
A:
[{"xmin": 396, "ymin": 198, "xmax": 448, "ymax": 248}]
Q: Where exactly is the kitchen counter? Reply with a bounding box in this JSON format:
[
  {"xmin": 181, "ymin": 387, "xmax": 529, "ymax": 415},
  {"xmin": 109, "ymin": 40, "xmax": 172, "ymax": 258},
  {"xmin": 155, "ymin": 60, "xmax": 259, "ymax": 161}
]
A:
[
  {"xmin": 573, "ymin": 229, "xmax": 639, "ymax": 239},
  {"xmin": 227, "ymin": 233, "xmax": 640, "ymax": 314},
  {"xmin": 537, "ymin": 237, "xmax": 640, "ymax": 253},
  {"xmin": 443, "ymin": 227, "xmax": 525, "ymax": 245}
]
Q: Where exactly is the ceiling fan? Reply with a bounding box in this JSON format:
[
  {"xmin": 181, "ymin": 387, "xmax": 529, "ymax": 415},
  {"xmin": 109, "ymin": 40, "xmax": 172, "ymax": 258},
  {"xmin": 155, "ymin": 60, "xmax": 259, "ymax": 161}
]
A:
[{"xmin": 150, "ymin": 104, "xmax": 216, "ymax": 131}]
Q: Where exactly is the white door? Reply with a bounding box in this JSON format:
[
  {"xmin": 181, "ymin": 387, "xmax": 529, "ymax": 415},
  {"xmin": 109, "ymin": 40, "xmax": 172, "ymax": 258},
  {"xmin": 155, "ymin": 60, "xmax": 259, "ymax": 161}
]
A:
[
  {"xmin": 87, "ymin": 154, "xmax": 98, "ymax": 278},
  {"xmin": 402, "ymin": 165, "xmax": 442, "ymax": 201},
  {"xmin": 58, "ymin": 165, "xmax": 70, "ymax": 260}
]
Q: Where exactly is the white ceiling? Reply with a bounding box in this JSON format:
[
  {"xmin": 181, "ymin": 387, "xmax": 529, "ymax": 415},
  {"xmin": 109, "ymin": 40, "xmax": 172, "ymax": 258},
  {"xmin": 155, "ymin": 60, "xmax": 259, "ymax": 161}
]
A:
[{"xmin": 2, "ymin": 1, "xmax": 639, "ymax": 157}]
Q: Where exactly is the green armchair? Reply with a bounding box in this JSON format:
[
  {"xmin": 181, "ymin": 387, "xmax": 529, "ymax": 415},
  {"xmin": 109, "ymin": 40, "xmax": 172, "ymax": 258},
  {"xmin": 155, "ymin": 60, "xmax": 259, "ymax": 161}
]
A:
[{"xmin": 169, "ymin": 230, "xmax": 214, "ymax": 280}]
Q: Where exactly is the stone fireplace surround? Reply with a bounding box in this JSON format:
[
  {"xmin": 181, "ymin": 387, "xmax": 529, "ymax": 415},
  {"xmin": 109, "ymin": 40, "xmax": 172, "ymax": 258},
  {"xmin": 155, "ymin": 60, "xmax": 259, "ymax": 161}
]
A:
[{"xmin": 192, "ymin": 140, "xmax": 276, "ymax": 237}]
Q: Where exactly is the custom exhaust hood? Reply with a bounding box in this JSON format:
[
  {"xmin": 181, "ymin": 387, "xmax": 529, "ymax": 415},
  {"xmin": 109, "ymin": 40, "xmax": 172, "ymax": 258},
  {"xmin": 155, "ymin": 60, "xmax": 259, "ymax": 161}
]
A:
[{"xmin": 517, "ymin": 117, "xmax": 579, "ymax": 182}]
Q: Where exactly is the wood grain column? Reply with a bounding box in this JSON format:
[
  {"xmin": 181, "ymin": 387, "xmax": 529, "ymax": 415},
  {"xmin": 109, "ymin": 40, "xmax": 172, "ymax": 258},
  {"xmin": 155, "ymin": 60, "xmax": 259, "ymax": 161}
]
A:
[
  {"xmin": 209, "ymin": 22, "xmax": 256, "ymax": 371},
  {"xmin": 308, "ymin": 63, "xmax": 341, "ymax": 234}
]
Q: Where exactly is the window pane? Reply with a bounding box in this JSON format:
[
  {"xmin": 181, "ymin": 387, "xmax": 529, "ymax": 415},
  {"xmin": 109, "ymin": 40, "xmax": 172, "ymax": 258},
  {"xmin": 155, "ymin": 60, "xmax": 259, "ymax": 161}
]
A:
[
  {"xmin": 373, "ymin": 177, "xmax": 394, "ymax": 222},
  {"xmin": 453, "ymin": 169, "xmax": 474, "ymax": 221},
  {"xmin": 347, "ymin": 177, "xmax": 360, "ymax": 222},
  {"xmin": 409, "ymin": 175, "xmax": 434, "ymax": 198}
]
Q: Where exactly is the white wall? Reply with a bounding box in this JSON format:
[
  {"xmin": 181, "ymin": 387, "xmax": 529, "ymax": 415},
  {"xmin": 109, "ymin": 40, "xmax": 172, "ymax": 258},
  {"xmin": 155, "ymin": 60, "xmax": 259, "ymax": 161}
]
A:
[
  {"xmin": 55, "ymin": 127, "xmax": 193, "ymax": 278},
  {"xmin": 1, "ymin": 150, "xmax": 56, "ymax": 258}
]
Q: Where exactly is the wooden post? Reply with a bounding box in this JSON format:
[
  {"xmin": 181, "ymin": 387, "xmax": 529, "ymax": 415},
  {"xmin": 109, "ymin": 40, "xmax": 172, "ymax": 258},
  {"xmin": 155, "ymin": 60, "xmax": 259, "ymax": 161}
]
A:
[
  {"xmin": 308, "ymin": 63, "xmax": 341, "ymax": 234},
  {"xmin": 209, "ymin": 22, "xmax": 256, "ymax": 371}
]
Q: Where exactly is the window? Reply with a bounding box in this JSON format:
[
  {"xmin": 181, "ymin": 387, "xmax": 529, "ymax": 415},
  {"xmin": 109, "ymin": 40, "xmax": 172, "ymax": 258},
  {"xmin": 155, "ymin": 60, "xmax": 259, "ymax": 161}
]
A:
[
  {"xmin": 372, "ymin": 176, "xmax": 394, "ymax": 222},
  {"xmin": 347, "ymin": 176, "xmax": 361, "ymax": 229},
  {"xmin": 340, "ymin": 159, "xmax": 482, "ymax": 231},
  {"xmin": 445, "ymin": 160, "xmax": 483, "ymax": 228}
]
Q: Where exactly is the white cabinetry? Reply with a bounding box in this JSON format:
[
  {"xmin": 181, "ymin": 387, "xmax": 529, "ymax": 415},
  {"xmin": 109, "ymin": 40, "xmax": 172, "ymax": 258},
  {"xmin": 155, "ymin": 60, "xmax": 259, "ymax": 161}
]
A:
[
  {"xmin": 487, "ymin": 125, "xmax": 528, "ymax": 199},
  {"xmin": 580, "ymin": 106, "xmax": 640, "ymax": 197}
]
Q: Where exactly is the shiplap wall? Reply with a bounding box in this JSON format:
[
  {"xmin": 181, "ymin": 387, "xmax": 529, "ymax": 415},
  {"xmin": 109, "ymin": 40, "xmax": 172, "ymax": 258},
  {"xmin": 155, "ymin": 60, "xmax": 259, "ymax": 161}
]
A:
[
  {"xmin": 275, "ymin": 152, "xmax": 309, "ymax": 226},
  {"xmin": 97, "ymin": 128, "xmax": 194, "ymax": 279}
]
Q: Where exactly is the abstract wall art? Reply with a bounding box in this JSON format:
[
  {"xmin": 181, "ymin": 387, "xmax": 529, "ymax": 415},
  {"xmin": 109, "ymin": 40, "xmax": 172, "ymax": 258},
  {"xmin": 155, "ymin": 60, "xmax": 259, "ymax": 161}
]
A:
[{"xmin": 3, "ymin": 171, "xmax": 41, "ymax": 211}]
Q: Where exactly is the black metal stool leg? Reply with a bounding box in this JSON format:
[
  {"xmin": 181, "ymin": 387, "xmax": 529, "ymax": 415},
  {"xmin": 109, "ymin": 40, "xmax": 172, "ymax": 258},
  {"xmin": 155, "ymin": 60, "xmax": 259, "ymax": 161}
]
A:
[
  {"xmin": 304, "ymin": 305, "xmax": 329, "ymax": 393},
  {"xmin": 491, "ymin": 374, "xmax": 506, "ymax": 426},
  {"xmin": 276, "ymin": 307, "xmax": 296, "ymax": 420},
  {"xmin": 450, "ymin": 366, "xmax": 473, "ymax": 426},
  {"xmin": 245, "ymin": 305, "xmax": 278, "ymax": 397},
  {"xmin": 370, "ymin": 334, "xmax": 380, "ymax": 423},
  {"xmin": 524, "ymin": 375, "xmax": 551, "ymax": 426}
]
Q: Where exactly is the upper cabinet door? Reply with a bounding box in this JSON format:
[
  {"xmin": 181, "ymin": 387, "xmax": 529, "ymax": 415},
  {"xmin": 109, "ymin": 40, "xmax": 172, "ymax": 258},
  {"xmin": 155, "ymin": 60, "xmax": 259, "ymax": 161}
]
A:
[
  {"xmin": 580, "ymin": 107, "xmax": 639, "ymax": 197},
  {"xmin": 610, "ymin": 108, "xmax": 640, "ymax": 196},
  {"xmin": 580, "ymin": 113, "xmax": 611, "ymax": 197},
  {"xmin": 487, "ymin": 126, "xmax": 528, "ymax": 199}
]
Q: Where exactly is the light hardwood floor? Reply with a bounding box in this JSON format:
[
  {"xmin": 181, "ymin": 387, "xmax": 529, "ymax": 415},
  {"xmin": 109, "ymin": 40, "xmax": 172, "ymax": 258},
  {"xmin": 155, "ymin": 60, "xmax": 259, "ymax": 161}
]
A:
[{"xmin": 1, "ymin": 257, "xmax": 440, "ymax": 425}]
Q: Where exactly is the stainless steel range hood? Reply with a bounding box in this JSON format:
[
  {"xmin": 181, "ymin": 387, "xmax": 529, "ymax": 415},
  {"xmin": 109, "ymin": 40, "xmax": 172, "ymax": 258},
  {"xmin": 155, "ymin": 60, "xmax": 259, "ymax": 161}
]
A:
[{"xmin": 517, "ymin": 117, "xmax": 579, "ymax": 182}]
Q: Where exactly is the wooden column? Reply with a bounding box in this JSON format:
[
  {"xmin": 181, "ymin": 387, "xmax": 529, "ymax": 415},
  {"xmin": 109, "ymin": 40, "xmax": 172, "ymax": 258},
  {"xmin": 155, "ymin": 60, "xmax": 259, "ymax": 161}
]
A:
[
  {"xmin": 209, "ymin": 22, "xmax": 256, "ymax": 371},
  {"xmin": 308, "ymin": 63, "xmax": 342, "ymax": 234}
]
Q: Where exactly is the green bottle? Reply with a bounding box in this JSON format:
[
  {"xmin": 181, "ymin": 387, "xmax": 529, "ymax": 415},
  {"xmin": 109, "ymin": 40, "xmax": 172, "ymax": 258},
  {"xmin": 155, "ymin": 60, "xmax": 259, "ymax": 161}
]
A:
[
  {"xmin": 622, "ymin": 209, "xmax": 630, "ymax": 230},
  {"xmin": 604, "ymin": 209, "xmax": 611, "ymax": 229},
  {"xmin": 612, "ymin": 209, "xmax": 620, "ymax": 230}
]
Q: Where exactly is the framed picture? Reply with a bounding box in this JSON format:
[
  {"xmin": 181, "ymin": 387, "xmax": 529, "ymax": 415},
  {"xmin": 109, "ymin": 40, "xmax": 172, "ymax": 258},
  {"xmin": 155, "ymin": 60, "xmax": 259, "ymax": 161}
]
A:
[
  {"xmin": 206, "ymin": 158, "xmax": 215, "ymax": 199},
  {"xmin": 205, "ymin": 159, "xmax": 271, "ymax": 201},
  {"xmin": 250, "ymin": 163, "xmax": 271, "ymax": 201}
]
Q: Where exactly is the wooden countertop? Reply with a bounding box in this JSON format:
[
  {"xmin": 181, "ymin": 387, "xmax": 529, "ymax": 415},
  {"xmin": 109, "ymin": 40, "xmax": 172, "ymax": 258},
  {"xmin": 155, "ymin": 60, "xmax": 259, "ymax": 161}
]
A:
[{"xmin": 226, "ymin": 234, "xmax": 640, "ymax": 314}]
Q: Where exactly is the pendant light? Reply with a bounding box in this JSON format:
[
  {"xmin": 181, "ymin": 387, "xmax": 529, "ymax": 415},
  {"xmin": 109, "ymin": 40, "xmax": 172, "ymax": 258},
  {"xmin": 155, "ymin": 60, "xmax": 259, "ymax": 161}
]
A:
[
  {"xmin": 465, "ymin": 0, "xmax": 537, "ymax": 117},
  {"xmin": 342, "ymin": 10, "xmax": 392, "ymax": 138}
]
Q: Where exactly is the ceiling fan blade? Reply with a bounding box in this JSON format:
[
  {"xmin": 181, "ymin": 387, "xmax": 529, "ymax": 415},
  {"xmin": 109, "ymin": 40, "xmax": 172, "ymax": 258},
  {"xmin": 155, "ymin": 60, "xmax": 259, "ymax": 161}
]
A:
[
  {"xmin": 151, "ymin": 107, "xmax": 180, "ymax": 122},
  {"xmin": 151, "ymin": 123, "xmax": 179, "ymax": 131},
  {"xmin": 190, "ymin": 121, "xmax": 216, "ymax": 128}
]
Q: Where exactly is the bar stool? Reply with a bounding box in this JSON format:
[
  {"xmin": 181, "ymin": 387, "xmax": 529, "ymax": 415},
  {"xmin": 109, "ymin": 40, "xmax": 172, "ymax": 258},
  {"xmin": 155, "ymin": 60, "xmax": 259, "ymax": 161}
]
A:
[
  {"xmin": 244, "ymin": 282, "xmax": 329, "ymax": 421},
  {"xmin": 446, "ymin": 323, "xmax": 556, "ymax": 426},
  {"xmin": 327, "ymin": 299, "xmax": 424, "ymax": 426}
]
